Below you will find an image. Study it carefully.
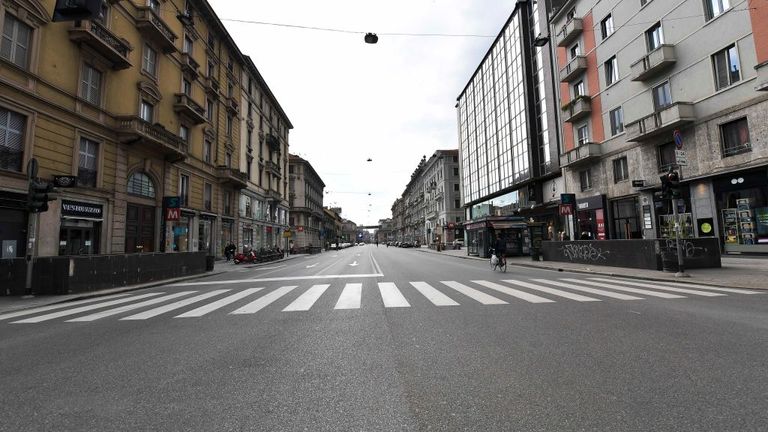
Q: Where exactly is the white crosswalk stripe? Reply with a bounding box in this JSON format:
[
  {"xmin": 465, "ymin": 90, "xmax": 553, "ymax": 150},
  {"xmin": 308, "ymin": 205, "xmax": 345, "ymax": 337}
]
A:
[
  {"xmin": 12, "ymin": 293, "xmax": 165, "ymax": 323},
  {"xmin": 531, "ymin": 279, "xmax": 643, "ymax": 300},
  {"xmin": 409, "ymin": 282, "xmax": 459, "ymax": 306},
  {"xmin": 472, "ymin": 280, "xmax": 555, "ymax": 303},
  {"xmin": 121, "ymin": 290, "xmax": 231, "ymax": 320},
  {"xmin": 283, "ymin": 284, "xmax": 330, "ymax": 312},
  {"xmin": 378, "ymin": 282, "xmax": 410, "ymax": 308},
  {"xmin": 502, "ymin": 280, "xmax": 601, "ymax": 302},
  {"xmin": 177, "ymin": 288, "xmax": 263, "ymax": 317},
  {"xmin": 610, "ymin": 278, "xmax": 761, "ymax": 295},
  {"xmin": 589, "ymin": 278, "xmax": 725, "ymax": 297},
  {"xmin": 67, "ymin": 292, "xmax": 196, "ymax": 322},
  {"xmin": 440, "ymin": 281, "xmax": 507, "ymax": 305},
  {"xmin": 560, "ymin": 279, "xmax": 685, "ymax": 299},
  {"xmin": 0, "ymin": 293, "xmax": 132, "ymax": 321},
  {"xmin": 230, "ymin": 286, "xmax": 296, "ymax": 314},
  {"xmin": 335, "ymin": 283, "xmax": 362, "ymax": 309}
]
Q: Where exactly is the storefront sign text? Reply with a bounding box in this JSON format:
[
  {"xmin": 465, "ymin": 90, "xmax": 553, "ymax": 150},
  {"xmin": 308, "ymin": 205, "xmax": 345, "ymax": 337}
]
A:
[{"xmin": 61, "ymin": 200, "xmax": 103, "ymax": 219}]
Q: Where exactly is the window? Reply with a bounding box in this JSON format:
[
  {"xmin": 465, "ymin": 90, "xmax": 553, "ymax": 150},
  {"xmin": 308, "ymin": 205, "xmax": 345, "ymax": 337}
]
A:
[
  {"xmin": 720, "ymin": 118, "xmax": 751, "ymax": 157},
  {"xmin": 227, "ymin": 57, "xmax": 233, "ymax": 73},
  {"xmin": 573, "ymin": 80, "xmax": 585, "ymax": 97},
  {"xmin": 179, "ymin": 125, "xmax": 189, "ymax": 143},
  {"xmin": 80, "ymin": 64, "xmax": 102, "ymax": 105},
  {"xmin": 207, "ymin": 60, "xmax": 215, "ymax": 77},
  {"xmin": 223, "ymin": 190, "xmax": 232, "ymax": 216},
  {"xmin": 182, "ymin": 35, "xmax": 193, "ymax": 54},
  {"xmin": 227, "ymin": 82, "xmax": 233, "ymax": 98},
  {"xmin": 454, "ymin": 183, "xmax": 459, "ymax": 191},
  {"xmin": 600, "ymin": 14, "xmax": 614, "ymax": 40},
  {"xmin": 609, "ymin": 107, "xmax": 624, "ymax": 135},
  {"xmin": 576, "ymin": 124, "xmax": 589, "ymax": 145},
  {"xmin": 657, "ymin": 142, "xmax": 676, "ymax": 172},
  {"xmin": 704, "ymin": 0, "xmax": 730, "ymax": 21},
  {"xmin": 1, "ymin": 14, "xmax": 31, "ymax": 69},
  {"xmin": 641, "ymin": 0, "xmax": 652, "ymax": 5},
  {"xmin": 453, "ymin": 156, "xmax": 458, "ymax": 163},
  {"xmin": 0, "ymin": 108, "xmax": 25, "ymax": 172},
  {"xmin": 182, "ymin": 78, "xmax": 192, "ymax": 95},
  {"xmin": 142, "ymin": 44, "xmax": 157, "ymax": 76},
  {"xmin": 179, "ymin": 174, "xmax": 189, "ymax": 206},
  {"xmin": 207, "ymin": 33, "xmax": 215, "ymax": 49},
  {"xmin": 613, "ymin": 157, "xmax": 629, "ymax": 183},
  {"xmin": 203, "ymin": 140, "xmax": 212, "ymax": 163},
  {"xmin": 453, "ymin": 167, "xmax": 459, "ymax": 176},
  {"xmin": 127, "ymin": 172, "xmax": 155, "ymax": 198},
  {"xmin": 566, "ymin": 8, "xmax": 576, "ymax": 21},
  {"xmin": 225, "ymin": 152, "xmax": 232, "ymax": 168},
  {"xmin": 76, "ymin": 138, "xmax": 99, "ymax": 187},
  {"xmin": 148, "ymin": 0, "xmax": 160, "ymax": 14},
  {"xmin": 206, "ymin": 99, "xmax": 214, "ymax": 121},
  {"xmin": 569, "ymin": 44, "xmax": 580, "ymax": 59},
  {"xmin": 579, "ymin": 169, "xmax": 592, "ymax": 191},
  {"xmin": 226, "ymin": 115, "xmax": 233, "ymax": 136},
  {"xmin": 604, "ymin": 56, "xmax": 618, "ymax": 86},
  {"xmin": 712, "ymin": 44, "xmax": 741, "ymax": 90},
  {"xmin": 646, "ymin": 22, "xmax": 664, "ymax": 51},
  {"xmin": 139, "ymin": 100, "xmax": 153, "ymax": 122},
  {"xmin": 454, "ymin": 199, "xmax": 461, "ymax": 209},
  {"xmin": 204, "ymin": 183, "xmax": 212, "ymax": 211},
  {"xmin": 652, "ymin": 81, "xmax": 672, "ymax": 110}
]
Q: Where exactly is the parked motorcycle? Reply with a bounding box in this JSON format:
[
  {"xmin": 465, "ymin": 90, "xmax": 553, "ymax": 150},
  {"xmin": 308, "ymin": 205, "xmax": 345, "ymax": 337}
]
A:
[{"xmin": 233, "ymin": 250, "xmax": 257, "ymax": 264}]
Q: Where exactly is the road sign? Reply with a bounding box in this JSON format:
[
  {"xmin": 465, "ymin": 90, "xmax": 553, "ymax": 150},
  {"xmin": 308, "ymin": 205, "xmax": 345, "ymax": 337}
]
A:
[
  {"xmin": 283, "ymin": 230, "xmax": 292, "ymax": 238},
  {"xmin": 559, "ymin": 204, "xmax": 573, "ymax": 216},
  {"xmin": 165, "ymin": 207, "xmax": 180, "ymax": 221},
  {"xmin": 163, "ymin": 196, "xmax": 181, "ymax": 209},
  {"xmin": 297, "ymin": 226, "xmax": 304, "ymax": 232},
  {"xmin": 560, "ymin": 193, "xmax": 576, "ymax": 205},
  {"xmin": 631, "ymin": 180, "xmax": 645, "ymax": 188},
  {"xmin": 673, "ymin": 129, "xmax": 683, "ymax": 149},
  {"xmin": 675, "ymin": 149, "xmax": 688, "ymax": 166}
]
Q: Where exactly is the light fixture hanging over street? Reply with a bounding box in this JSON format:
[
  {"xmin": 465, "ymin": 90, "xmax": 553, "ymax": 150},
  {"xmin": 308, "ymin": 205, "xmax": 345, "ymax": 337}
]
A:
[{"xmin": 364, "ymin": 33, "xmax": 378, "ymax": 44}]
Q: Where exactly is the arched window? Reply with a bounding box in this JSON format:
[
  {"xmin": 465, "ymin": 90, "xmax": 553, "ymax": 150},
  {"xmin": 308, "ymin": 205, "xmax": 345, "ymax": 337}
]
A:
[{"xmin": 127, "ymin": 172, "xmax": 155, "ymax": 198}]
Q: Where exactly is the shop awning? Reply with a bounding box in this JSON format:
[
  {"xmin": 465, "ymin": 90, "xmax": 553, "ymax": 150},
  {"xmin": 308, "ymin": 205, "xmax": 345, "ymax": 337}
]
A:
[{"xmin": 489, "ymin": 221, "xmax": 527, "ymax": 230}]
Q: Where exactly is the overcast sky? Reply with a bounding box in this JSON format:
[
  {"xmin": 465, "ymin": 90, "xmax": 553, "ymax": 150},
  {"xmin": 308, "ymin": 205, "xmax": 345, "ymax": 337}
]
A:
[{"xmin": 208, "ymin": 0, "xmax": 516, "ymax": 226}]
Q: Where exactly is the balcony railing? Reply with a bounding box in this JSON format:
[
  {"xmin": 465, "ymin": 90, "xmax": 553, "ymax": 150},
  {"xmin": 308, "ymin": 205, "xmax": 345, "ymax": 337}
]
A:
[
  {"xmin": 136, "ymin": 7, "xmax": 177, "ymax": 53},
  {"xmin": 556, "ymin": 18, "xmax": 583, "ymax": 47},
  {"xmin": 631, "ymin": 44, "xmax": 676, "ymax": 81},
  {"xmin": 204, "ymin": 75, "xmax": 220, "ymax": 96},
  {"xmin": 559, "ymin": 142, "xmax": 602, "ymax": 168},
  {"xmin": 216, "ymin": 166, "xmax": 248, "ymax": 189},
  {"xmin": 180, "ymin": 53, "xmax": 199, "ymax": 79},
  {"xmin": 626, "ymin": 102, "xmax": 695, "ymax": 142},
  {"xmin": 173, "ymin": 93, "xmax": 207, "ymax": 125},
  {"xmin": 115, "ymin": 116, "xmax": 187, "ymax": 162},
  {"xmin": 266, "ymin": 189, "xmax": 282, "ymax": 201},
  {"xmin": 559, "ymin": 55, "xmax": 587, "ymax": 83},
  {"xmin": 756, "ymin": 61, "xmax": 768, "ymax": 92},
  {"xmin": 226, "ymin": 95, "xmax": 239, "ymax": 113},
  {"xmin": 563, "ymin": 96, "xmax": 591, "ymax": 123},
  {"xmin": 69, "ymin": 20, "xmax": 132, "ymax": 70},
  {"xmin": 265, "ymin": 160, "xmax": 281, "ymax": 175}
]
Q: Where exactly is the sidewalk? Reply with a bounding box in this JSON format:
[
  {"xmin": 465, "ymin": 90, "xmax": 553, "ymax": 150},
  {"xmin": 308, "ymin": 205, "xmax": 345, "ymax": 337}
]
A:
[
  {"xmin": 416, "ymin": 246, "xmax": 767, "ymax": 290},
  {"xmin": 0, "ymin": 254, "xmax": 308, "ymax": 315}
]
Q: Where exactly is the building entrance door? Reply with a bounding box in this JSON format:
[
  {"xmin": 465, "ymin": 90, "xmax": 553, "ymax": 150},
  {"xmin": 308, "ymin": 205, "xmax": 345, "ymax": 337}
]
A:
[{"xmin": 126, "ymin": 203, "xmax": 155, "ymax": 253}]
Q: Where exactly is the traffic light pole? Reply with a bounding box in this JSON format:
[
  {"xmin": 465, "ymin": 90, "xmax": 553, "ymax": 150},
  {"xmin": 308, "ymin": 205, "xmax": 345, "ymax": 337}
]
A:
[
  {"xmin": 671, "ymin": 198, "xmax": 689, "ymax": 278},
  {"xmin": 24, "ymin": 211, "xmax": 39, "ymax": 297}
]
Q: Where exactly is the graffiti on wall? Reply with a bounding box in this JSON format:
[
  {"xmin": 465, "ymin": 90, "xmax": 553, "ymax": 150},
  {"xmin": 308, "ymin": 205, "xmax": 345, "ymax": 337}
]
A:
[{"xmin": 559, "ymin": 243, "xmax": 610, "ymax": 262}]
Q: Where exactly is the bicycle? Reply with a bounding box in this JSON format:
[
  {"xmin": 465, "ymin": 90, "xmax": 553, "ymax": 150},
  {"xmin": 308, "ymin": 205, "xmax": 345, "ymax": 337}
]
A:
[{"xmin": 489, "ymin": 248, "xmax": 507, "ymax": 272}]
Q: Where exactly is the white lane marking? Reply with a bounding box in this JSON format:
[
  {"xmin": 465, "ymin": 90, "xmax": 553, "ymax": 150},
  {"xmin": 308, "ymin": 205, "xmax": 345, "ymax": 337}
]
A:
[
  {"xmin": 589, "ymin": 278, "xmax": 725, "ymax": 297},
  {"xmin": 283, "ymin": 284, "xmax": 331, "ymax": 312},
  {"xmin": 472, "ymin": 280, "xmax": 555, "ymax": 303},
  {"xmin": 440, "ymin": 281, "xmax": 508, "ymax": 305},
  {"xmin": 121, "ymin": 290, "xmax": 231, "ymax": 320},
  {"xmin": 66, "ymin": 292, "xmax": 196, "ymax": 322},
  {"xmin": 230, "ymin": 286, "xmax": 297, "ymax": 314},
  {"xmin": 610, "ymin": 278, "xmax": 761, "ymax": 295},
  {"xmin": 378, "ymin": 282, "xmax": 410, "ymax": 308},
  {"xmin": 410, "ymin": 282, "xmax": 459, "ymax": 306},
  {"xmin": 370, "ymin": 254, "xmax": 383, "ymax": 274},
  {"xmin": 531, "ymin": 279, "xmax": 643, "ymax": 300},
  {"xmin": 250, "ymin": 265, "xmax": 287, "ymax": 271},
  {"xmin": 170, "ymin": 274, "xmax": 384, "ymax": 286},
  {"xmin": 176, "ymin": 288, "xmax": 263, "ymax": 317},
  {"xmin": 305, "ymin": 263, "xmax": 319, "ymax": 269},
  {"xmin": 349, "ymin": 261, "xmax": 359, "ymax": 267},
  {"xmin": 0, "ymin": 293, "xmax": 132, "ymax": 321},
  {"xmin": 332, "ymin": 255, "xmax": 338, "ymax": 258},
  {"xmin": 335, "ymin": 283, "xmax": 362, "ymax": 309},
  {"xmin": 502, "ymin": 280, "xmax": 601, "ymax": 302},
  {"xmin": 11, "ymin": 293, "xmax": 164, "ymax": 323},
  {"xmin": 560, "ymin": 279, "xmax": 684, "ymax": 299}
]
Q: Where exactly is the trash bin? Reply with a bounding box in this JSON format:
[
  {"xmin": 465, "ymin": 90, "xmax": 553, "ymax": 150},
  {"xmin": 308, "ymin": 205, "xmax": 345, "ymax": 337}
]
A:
[{"xmin": 205, "ymin": 255, "xmax": 215, "ymax": 272}]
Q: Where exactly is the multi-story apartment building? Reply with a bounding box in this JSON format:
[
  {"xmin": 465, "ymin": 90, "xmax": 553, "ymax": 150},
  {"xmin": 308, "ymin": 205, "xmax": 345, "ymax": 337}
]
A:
[
  {"xmin": 456, "ymin": 0, "xmax": 563, "ymax": 257},
  {"xmin": 402, "ymin": 157, "xmax": 426, "ymax": 245},
  {"xmin": 421, "ymin": 150, "xmax": 465, "ymax": 245},
  {"xmin": 391, "ymin": 198, "xmax": 405, "ymax": 242},
  {"xmin": 288, "ymin": 154, "xmax": 325, "ymax": 249},
  {"xmin": 0, "ymin": 0, "xmax": 291, "ymax": 260},
  {"xmin": 551, "ymin": 0, "xmax": 768, "ymax": 253},
  {"xmin": 322, "ymin": 206, "xmax": 342, "ymax": 248}
]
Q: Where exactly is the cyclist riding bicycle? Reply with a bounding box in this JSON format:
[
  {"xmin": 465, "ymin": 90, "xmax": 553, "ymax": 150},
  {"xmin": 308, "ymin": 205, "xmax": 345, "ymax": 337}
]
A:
[{"xmin": 494, "ymin": 233, "xmax": 507, "ymax": 268}]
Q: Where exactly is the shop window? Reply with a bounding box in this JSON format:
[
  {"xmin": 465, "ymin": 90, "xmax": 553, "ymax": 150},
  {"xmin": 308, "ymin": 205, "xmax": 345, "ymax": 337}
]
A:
[
  {"xmin": 611, "ymin": 198, "xmax": 641, "ymax": 239},
  {"xmin": 80, "ymin": 64, "xmax": 102, "ymax": 106},
  {"xmin": 0, "ymin": 107, "xmax": 26, "ymax": 172},
  {"xmin": 179, "ymin": 174, "xmax": 189, "ymax": 206},
  {"xmin": 704, "ymin": 0, "xmax": 730, "ymax": 21},
  {"xmin": 657, "ymin": 142, "xmax": 676, "ymax": 172},
  {"xmin": 712, "ymin": 44, "xmax": 741, "ymax": 91},
  {"xmin": 610, "ymin": 107, "xmax": 624, "ymax": 135},
  {"xmin": 720, "ymin": 118, "xmax": 751, "ymax": 157},
  {"xmin": 77, "ymin": 138, "xmax": 99, "ymax": 187},
  {"xmin": 1, "ymin": 14, "xmax": 32, "ymax": 70},
  {"xmin": 612, "ymin": 157, "xmax": 629, "ymax": 183},
  {"xmin": 579, "ymin": 169, "xmax": 592, "ymax": 191},
  {"xmin": 127, "ymin": 172, "xmax": 155, "ymax": 198},
  {"xmin": 204, "ymin": 182, "xmax": 212, "ymax": 211}
]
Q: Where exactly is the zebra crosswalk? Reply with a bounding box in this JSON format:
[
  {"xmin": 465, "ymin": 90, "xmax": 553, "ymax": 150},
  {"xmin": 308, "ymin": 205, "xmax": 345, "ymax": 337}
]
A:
[{"xmin": 0, "ymin": 278, "xmax": 760, "ymax": 324}]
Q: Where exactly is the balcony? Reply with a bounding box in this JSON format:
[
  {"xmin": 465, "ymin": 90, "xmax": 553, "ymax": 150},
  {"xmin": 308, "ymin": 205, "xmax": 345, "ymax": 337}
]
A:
[
  {"xmin": 559, "ymin": 55, "xmax": 587, "ymax": 83},
  {"xmin": 559, "ymin": 142, "xmax": 602, "ymax": 168},
  {"xmin": 203, "ymin": 75, "xmax": 220, "ymax": 97},
  {"xmin": 68, "ymin": 20, "xmax": 131, "ymax": 70},
  {"xmin": 136, "ymin": 7, "xmax": 177, "ymax": 53},
  {"xmin": 115, "ymin": 116, "xmax": 187, "ymax": 162},
  {"xmin": 265, "ymin": 160, "xmax": 281, "ymax": 175},
  {"xmin": 556, "ymin": 18, "xmax": 583, "ymax": 47},
  {"xmin": 226, "ymin": 95, "xmax": 239, "ymax": 113},
  {"xmin": 756, "ymin": 61, "xmax": 768, "ymax": 91},
  {"xmin": 631, "ymin": 45, "xmax": 676, "ymax": 81},
  {"xmin": 180, "ymin": 53, "xmax": 199, "ymax": 79},
  {"xmin": 266, "ymin": 189, "xmax": 282, "ymax": 201},
  {"xmin": 216, "ymin": 166, "xmax": 248, "ymax": 189},
  {"xmin": 626, "ymin": 102, "xmax": 695, "ymax": 142},
  {"xmin": 563, "ymin": 96, "xmax": 591, "ymax": 123},
  {"xmin": 173, "ymin": 93, "xmax": 207, "ymax": 125}
]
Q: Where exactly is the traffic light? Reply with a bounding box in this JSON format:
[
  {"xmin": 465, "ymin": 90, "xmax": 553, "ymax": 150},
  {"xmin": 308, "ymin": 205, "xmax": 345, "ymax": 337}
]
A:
[
  {"xmin": 52, "ymin": 0, "xmax": 104, "ymax": 22},
  {"xmin": 659, "ymin": 169, "xmax": 681, "ymax": 200},
  {"xmin": 27, "ymin": 179, "xmax": 56, "ymax": 213}
]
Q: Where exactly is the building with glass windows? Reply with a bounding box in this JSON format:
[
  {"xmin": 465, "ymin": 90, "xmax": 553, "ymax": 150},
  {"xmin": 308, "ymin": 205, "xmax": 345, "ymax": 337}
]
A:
[
  {"xmin": 288, "ymin": 154, "xmax": 325, "ymax": 250},
  {"xmin": 551, "ymin": 0, "xmax": 768, "ymax": 252},
  {"xmin": 456, "ymin": 0, "xmax": 563, "ymax": 257}
]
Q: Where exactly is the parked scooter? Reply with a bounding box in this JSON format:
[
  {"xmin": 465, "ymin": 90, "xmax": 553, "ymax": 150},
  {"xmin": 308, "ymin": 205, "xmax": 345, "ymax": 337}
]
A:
[{"xmin": 233, "ymin": 249, "xmax": 257, "ymax": 264}]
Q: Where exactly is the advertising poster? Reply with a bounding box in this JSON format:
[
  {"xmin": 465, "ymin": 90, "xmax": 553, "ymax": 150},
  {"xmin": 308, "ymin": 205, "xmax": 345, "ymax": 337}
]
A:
[{"xmin": 755, "ymin": 207, "xmax": 768, "ymax": 244}]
